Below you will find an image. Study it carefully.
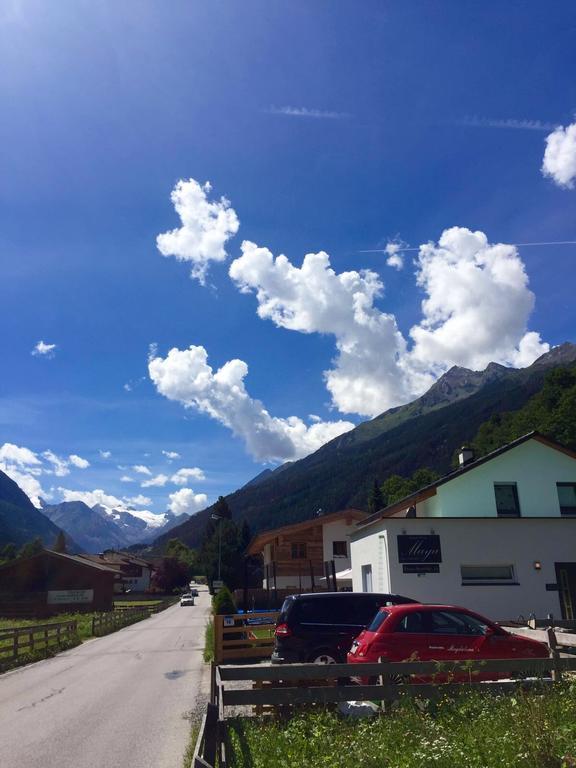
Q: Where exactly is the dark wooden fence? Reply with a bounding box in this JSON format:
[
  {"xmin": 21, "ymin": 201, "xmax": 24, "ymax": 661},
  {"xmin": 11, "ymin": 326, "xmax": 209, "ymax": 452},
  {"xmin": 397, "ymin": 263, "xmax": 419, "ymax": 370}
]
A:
[{"xmin": 0, "ymin": 620, "xmax": 78, "ymax": 669}]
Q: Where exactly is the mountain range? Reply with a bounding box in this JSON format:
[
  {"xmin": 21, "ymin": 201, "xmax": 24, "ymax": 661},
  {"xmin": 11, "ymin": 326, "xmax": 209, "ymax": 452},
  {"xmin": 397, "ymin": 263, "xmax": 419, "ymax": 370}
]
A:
[{"xmin": 155, "ymin": 342, "xmax": 576, "ymax": 550}]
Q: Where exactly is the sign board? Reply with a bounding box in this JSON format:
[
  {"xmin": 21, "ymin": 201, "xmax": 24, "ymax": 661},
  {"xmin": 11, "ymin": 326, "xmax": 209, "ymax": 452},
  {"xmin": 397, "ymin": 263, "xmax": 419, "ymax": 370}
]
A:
[
  {"xmin": 397, "ymin": 535, "xmax": 442, "ymax": 564},
  {"xmin": 403, "ymin": 564, "xmax": 440, "ymax": 574},
  {"xmin": 546, "ymin": 583, "xmax": 559, "ymax": 592},
  {"xmin": 223, "ymin": 616, "xmax": 235, "ymax": 627},
  {"xmin": 47, "ymin": 589, "xmax": 94, "ymax": 605},
  {"xmin": 213, "ymin": 580, "xmax": 224, "ymax": 588}
]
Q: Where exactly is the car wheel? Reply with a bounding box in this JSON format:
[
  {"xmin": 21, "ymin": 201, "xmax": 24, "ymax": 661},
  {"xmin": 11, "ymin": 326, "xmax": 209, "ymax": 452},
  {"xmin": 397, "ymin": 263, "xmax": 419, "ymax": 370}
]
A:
[{"xmin": 309, "ymin": 650, "xmax": 339, "ymax": 665}]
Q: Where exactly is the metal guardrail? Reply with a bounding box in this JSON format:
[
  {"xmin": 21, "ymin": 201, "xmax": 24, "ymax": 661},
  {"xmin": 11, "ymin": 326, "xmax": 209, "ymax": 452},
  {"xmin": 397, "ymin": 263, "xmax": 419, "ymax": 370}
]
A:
[{"xmin": 0, "ymin": 620, "xmax": 78, "ymax": 667}]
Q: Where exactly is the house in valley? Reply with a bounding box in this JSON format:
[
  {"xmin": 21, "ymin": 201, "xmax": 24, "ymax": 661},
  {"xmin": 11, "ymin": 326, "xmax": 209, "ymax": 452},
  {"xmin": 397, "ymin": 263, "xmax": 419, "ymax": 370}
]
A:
[
  {"xmin": 79, "ymin": 552, "xmax": 153, "ymax": 593},
  {"xmin": 247, "ymin": 508, "xmax": 367, "ymax": 592},
  {"xmin": 350, "ymin": 432, "xmax": 576, "ymax": 621}
]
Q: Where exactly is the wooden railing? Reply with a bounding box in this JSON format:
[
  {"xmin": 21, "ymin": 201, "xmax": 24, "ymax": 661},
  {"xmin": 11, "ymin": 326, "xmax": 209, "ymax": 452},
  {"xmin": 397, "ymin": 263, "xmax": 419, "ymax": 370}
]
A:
[
  {"xmin": 213, "ymin": 611, "xmax": 279, "ymax": 665},
  {"xmin": 0, "ymin": 620, "xmax": 78, "ymax": 669},
  {"xmin": 92, "ymin": 607, "xmax": 150, "ymax": 636}
]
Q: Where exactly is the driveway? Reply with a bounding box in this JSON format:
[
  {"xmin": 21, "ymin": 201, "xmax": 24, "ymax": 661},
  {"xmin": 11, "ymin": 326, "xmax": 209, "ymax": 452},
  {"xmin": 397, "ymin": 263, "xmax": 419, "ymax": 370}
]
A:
[{"xmin": 0, "ymin": 591, "xmax": 211, "ymax": 768}]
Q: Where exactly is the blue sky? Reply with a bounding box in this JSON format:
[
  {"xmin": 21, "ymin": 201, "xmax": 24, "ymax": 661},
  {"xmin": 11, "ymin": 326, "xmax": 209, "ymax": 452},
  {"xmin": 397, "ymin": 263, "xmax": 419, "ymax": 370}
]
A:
[{"xmin": 1, "ymin": 1, "xmax": 575, "ymax": 519}]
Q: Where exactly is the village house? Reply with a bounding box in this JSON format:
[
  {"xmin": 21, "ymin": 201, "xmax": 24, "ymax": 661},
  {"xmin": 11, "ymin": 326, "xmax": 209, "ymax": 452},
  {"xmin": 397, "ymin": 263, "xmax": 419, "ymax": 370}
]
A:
[
  {"xmin": 0, "ymin": 549, "xmax": 118, "ymax": 617},
  {"xmin": 79, "ymin": 552, "xmax": 153, "ymax": 593},
  {"xmin": 247, "ymin": 508, "xmax": 367, "ymax": 592},
  {"xmin": 350, "ymin": 432, "xmax": 576, "ymax": 622}
]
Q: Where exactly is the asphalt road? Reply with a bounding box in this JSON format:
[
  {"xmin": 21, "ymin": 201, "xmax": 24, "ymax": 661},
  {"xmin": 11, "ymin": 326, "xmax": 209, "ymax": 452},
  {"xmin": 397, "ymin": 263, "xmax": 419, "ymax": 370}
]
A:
[{"xmin": 0, "ymin": 591, "xmax": 211, "ymax": 768}]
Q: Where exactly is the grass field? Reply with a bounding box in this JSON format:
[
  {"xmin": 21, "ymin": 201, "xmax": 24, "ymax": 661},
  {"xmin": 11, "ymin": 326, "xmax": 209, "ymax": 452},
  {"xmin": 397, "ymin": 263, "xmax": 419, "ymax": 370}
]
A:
[{"xmin": 226, "ymin": 683, "xmax": 576, "ymax": 768}]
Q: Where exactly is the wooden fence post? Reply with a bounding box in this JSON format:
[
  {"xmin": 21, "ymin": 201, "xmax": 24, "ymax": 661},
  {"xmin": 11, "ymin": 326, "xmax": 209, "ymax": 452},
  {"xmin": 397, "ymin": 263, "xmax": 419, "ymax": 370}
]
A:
[{"xmin": 547, "ymin": 627, "xmax": 561, "ymax": 682}]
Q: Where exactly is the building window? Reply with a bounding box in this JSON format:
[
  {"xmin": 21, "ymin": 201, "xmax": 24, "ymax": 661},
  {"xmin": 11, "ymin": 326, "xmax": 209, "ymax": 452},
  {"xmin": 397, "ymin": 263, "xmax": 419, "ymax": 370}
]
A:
[
  {"xmin": 494, "ymin": 483, "xmax": 521, "ymax": 517},
  {"xmin": 557, "ymin": 483, "xmax": 576, "ymax": 516},
  {"xmin": 291, "ymin": 542, "xmax": 307, "ymax": 559},
  {"xmin": 332, "ymin": 541, "xmax": 347, "ymax": 558},
  {"xmin": 461, "ymin": 564, "xmax": 516, "ymax": 585}
]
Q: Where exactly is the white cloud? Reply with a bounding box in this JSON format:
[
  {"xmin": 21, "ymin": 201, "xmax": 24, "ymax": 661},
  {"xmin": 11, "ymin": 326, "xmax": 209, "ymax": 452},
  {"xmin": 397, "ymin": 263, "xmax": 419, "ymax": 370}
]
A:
[
  {"xmin": 171, "ymin": 467, "xmax": 206, "ymax": 485},
  {"xmin": 0, "ymin": 443, "xmax": 41, "ymax": 466},
  {"xmin": 385, "ymin": 242, "xmax": 404, "ymax": 270},
  {"xmin": 228, "ymin": 230, "xmax": 548, "ymax": 417},
  {"xmin": 459, "ymin": 116, "xmax": 557, "ymax": 132},
  {"xmin": 132, "ymin": 464, "xmax": 152, "ymax": 476},
  {"xmin": 156, "ymin": 178, "xmax": 240, "ymax": 284},
  {"xmin": 124, "ymin": 494, "xmax": 153, "ymax": 507},
  {"xmin": 542, "ymin": 122, "xmax": 576, "ymax": 189},
  {"xmin": 229, "ymin": 241, "xmax": 409, "ymax": 417},
  {"xmin": 162, "ymin": 450, "xmax": 180, "ymax": 460},
  {"xmin": 31, "ymin": 340, "xmax": 57, "ymax": 357},
  {"xmin": 149, "ymin": 345, "xmax": 354, "ymax": 462},
  {"xmin": 120, "ymin": 475, "xmax": 134, "ymax": 483},
  {"xmin": 407, "ymin": 227, "xmax": 549, "ymax": 373},
  {"xmin": 69, "ymin": 454, "xmax": 90, "ymax": 469},
  {"xmin": 99, "ymin": 450, "xmax": 112, "ymax": 459},
  {"xmin": 141, "ymin": 473, "xmax": 169, "ymax": 488},
  {"xmin": 42, "ymin": 450, "xmax": 70, "ymax": 477},
  {"xmin": 266, "ymin": 106, "xmax": 350, "ymax": 119},
  {"xmin": 168, "ymin": 487, "xmax": 208, "ymax": 516}
]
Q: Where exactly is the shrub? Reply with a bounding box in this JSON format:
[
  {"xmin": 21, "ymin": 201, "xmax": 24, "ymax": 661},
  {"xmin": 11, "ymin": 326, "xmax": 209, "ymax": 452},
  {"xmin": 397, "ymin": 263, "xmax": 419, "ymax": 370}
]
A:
[{"xmin": 212, "ymin": 585, "xmax": 236, "ymax": 615}]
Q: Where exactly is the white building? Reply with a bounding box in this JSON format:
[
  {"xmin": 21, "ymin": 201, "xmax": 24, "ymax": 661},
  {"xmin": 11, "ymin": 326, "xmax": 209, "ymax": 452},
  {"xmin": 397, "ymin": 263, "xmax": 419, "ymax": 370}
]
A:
[{"xmin": 350, "ymin": 432, "xmax": 576, "ymax": 622}]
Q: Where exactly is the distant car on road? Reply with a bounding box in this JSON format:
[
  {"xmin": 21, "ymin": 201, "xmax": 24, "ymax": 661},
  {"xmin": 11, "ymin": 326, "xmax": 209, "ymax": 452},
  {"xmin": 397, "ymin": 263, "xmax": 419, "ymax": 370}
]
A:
[
  {"xmin": 189, "ymin": 588, "xmax": 199, "ymax": 597},
  {"xmin": 180, "ymin": 594, "xmax": 195, "ymax": 607},
  {"xmin": 347, "ymin": 603, "xmax": 548, "ymax": 681}
]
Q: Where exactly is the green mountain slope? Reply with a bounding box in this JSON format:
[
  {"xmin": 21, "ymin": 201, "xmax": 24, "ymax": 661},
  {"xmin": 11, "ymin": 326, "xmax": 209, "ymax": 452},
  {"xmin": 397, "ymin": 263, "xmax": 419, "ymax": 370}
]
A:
[
  {"xmin": 0, "ymin": 470, "xmax": 77, "ymax": 550},
  {"xmin": 155, "ymin": 342, "xmax": 576, "ymax": 550}
]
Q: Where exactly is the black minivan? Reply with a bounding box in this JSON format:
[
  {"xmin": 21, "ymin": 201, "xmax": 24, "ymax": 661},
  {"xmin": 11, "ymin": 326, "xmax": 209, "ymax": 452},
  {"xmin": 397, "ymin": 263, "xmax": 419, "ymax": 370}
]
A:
[{"xmin": 272, "ymin": 592, "xmax": 417, "ymax": 664}]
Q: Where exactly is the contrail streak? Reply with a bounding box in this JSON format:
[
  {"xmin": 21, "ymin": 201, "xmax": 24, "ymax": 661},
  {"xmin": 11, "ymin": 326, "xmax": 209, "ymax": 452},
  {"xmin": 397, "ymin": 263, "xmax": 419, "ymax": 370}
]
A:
[{"xmin": 359, "ymin": 240, "xmax": 576, "ymax": 253}]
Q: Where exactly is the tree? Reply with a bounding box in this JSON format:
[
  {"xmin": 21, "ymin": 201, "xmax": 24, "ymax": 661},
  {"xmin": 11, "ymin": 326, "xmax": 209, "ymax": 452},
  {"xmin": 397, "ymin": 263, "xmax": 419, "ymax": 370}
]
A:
[
  {"xmin": 18, "ymin": 537, "xmax": 44, "ymax": 560},
  {"xmin": 212, "ymin": 585, "xmax": 236, "ymax": 615},
  {"xmin": 213, "ymin": 496, "xmax": 232, "ymax": 520},
  {"xmin": 1, "ymin": 542, "xmax": 16, "ymax": 561},
  {"xmin": 367, "ymin": 479, "xmax": 384, "ymax": 514},
  {"xmin": 53, "ymin": 530, "xmax": 67, "ymax": 553}
]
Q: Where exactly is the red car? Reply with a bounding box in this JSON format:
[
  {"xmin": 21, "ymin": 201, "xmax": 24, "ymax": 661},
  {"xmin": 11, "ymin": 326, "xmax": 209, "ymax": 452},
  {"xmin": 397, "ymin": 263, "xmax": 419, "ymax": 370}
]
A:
[{"xmin": 347, "ymin": 603, "xmax": 548, "ymax": 681}]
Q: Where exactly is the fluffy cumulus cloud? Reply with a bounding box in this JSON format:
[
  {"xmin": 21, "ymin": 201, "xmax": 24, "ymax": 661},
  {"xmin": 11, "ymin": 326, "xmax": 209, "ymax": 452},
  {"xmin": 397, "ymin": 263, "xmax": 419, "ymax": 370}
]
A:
[
  {"xmin": 408, "ymin": 227, "xmax": 549, "ymax": 373},
  {"xmin": 31, "ymin": 340, "xmax": 57, "ymax": 357},
  {"xmin": 162, "ymin": 450, "xmax": 180, "ymax": 460},
  {"xmin": 42, "ymin": 450, "xmax": 70, "ymax": 477},
  {"xmin": 171, "ymin": 467, "xmax": 205, "ymax": 485},
  {"xmin": 59, "ymin": 487, "xmax": 124, "ymax": 508},
  {"xmin": 0, "ymin": 443, "xmax": 41, "ymax": 467},
  {"xmin": 69, "ymin": 454, "xmax": 90, "ymax": 469},
  {"xmin": 385, "ymin": 242, "xmax": 405, "ymax": 270},
  {"xmin": 124, "ymin": 494, "xmax": 153, "ymax": 507},
  {"xmin": 229, "ymin": 241, "xmax": 410, "ymax": 417},
  {"xmin": 228, "ymin": 230, "xmax": 548, "ymax": 417},
  {"xmin": 156, "ymin": 179, "xmax": 240, "ymax": 284},
  {"xmin": 168, "ymin": 488, "xmax": 208, "ymax": 516},
  {"xmin": 132, "ymin": 464, "xmax": 152, "ymax": 476},
  {"xmin": 542, "ymin": 122, "xmax": 576, "ymax": 188},
  {"xmin": 99, "ymin": 450, "xmax": 111, "ymax": 459},
  {"xmin": 141, "ymin": 473, "xmax": 169, "ymax": 488},
  {"xmin": 148, "ymin": 345, "xmax": 354, "ymax": 462}
]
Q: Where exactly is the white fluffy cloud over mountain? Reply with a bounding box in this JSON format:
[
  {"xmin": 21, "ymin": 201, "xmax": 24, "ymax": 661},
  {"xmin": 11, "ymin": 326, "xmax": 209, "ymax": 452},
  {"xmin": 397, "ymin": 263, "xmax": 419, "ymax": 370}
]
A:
[
  {"xmin": 168, "ymin": 487, "xmax": 208, "ymax": 516},
  {"xmin": 229, "ymin": 228, "xmax": 548, "ymax": 417},
  {"xmin": 542, "ymin": 122, "xmax": 576, "ymax": 189},
  {"xmin": 157, "ymin": 179, "xmax": 240, "ymax": 284},
  {"xmin": 148, "ymin": 345, "xmax": 354, "ymax": 462}
]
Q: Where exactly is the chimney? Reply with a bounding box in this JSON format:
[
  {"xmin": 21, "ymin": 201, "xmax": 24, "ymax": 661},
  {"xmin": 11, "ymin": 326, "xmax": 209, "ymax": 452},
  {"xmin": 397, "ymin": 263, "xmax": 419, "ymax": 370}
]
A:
[{"xmin": 458, "ymin": 445, "xmax": 474, "ymax": 467}]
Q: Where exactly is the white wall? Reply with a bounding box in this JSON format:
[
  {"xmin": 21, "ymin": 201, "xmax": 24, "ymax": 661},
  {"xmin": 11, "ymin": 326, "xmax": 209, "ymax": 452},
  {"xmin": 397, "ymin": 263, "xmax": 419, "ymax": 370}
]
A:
[
  {"xmin": 351, "ymin": 517, "xmax": 576, "ymax": 621},
  {"xmin": 425, "ymin": 440, "xmax": 576, "ymax": 518},
  {"xmin": 322, "ymin": 519, "xmax": 355, "ymax": 570}
]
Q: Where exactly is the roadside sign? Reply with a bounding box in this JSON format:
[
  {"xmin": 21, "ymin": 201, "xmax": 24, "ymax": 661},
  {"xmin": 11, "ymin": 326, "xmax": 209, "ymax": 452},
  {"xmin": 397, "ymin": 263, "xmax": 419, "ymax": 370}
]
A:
[
  {"xmin": 223, "ymin": 616, "xmax": 235, "ymax": 627},
  {"xmin": 213, "ymin": 580, "xmax": 224, "ymax": 588}
]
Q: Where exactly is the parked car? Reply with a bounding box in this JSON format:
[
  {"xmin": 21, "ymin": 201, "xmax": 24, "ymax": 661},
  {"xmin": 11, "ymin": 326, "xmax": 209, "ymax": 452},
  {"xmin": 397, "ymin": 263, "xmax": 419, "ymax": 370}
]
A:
[
  {"xmin": 272, "ymin": 592, "xmax": 417, "ymax": 664},
  {"xmin": 347, "ymin": 603, "xmax": 548, "ymax": 681},
  {"xmin": 180, "ymin": 593, "xmax": 195, "ymax": 607}
]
